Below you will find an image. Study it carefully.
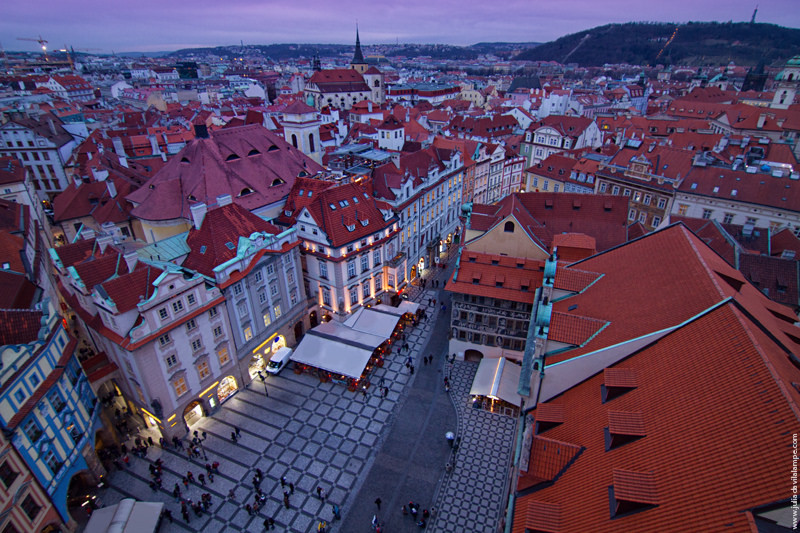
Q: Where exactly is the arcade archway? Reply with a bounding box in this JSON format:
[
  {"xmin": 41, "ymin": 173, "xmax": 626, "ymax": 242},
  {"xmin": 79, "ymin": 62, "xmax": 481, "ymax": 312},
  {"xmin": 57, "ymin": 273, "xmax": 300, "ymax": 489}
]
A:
[
  {"xmin": 183, "ymin": 400, "xmax": 204, "ymax": 428},
  {"xmin": 465, "ymin": 349, "xmax": 484, "ymax": 362}
]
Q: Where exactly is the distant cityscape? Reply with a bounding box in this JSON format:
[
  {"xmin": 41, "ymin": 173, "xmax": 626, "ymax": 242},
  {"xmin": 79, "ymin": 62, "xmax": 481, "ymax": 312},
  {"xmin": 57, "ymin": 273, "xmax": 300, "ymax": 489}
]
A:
[{"xmin": 0, "ymin": 20, "xmax": 799, "ymax": 533}]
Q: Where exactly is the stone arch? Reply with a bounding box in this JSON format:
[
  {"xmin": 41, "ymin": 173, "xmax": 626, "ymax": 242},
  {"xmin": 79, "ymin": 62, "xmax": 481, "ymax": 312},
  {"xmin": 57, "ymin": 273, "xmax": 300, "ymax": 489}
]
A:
[{"xmin": 464, "ymin": 349, "xmax": 483, "ymax": 362}]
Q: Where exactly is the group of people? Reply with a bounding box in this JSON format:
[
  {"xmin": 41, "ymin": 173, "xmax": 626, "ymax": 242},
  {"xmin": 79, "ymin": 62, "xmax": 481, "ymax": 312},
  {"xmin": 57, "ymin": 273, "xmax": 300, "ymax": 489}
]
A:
[{"xmin": 402, "ymin": 502, "xmax": 435, "ymax": 528}]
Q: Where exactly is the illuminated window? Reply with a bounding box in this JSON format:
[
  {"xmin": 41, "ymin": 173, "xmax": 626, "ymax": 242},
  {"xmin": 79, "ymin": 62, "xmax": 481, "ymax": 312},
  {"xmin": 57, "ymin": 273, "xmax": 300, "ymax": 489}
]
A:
[
  {"xmin": 173, "ymin": 376, "xmax": 188, "ymax": 396},
  {"xmin": 217, "ymin": 347, "xmax": 230, "ymax": 366},
  {"xmin": 243, "ymin": 327, "xmax": 253, "ymax": 341},
  {"xmin": 197, "ymin": 361, "xmax": 210, "ymax": 380},
  {"xmin": 273, "ymin": 304, "xmax": 282, "ymax": 318}
]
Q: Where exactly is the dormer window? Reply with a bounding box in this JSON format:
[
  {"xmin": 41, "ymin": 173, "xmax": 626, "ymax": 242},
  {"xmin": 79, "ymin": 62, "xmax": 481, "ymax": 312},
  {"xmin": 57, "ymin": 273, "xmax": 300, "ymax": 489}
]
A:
[
  {"xmin": 535, "ymin": 403, "xmax": 564, "ymax": 434},
  {"xmin": 329, "ymin": 203, "xmax": 336, "ymax": 210},
  {"xmin": 225, "ymin": 153, "xmax": 240, "ymax": 161},
  {"xmin": 609, "ymin": 470, "xmax": 659, "ymax": 518},
  {"xmin": 247, "ymin": 149, "xmax": 260, "ymax": 156},
  {"xmin": 271, "ymin": 178, "xmax": 286, "ymax": 187},
  {"xmin": 602, "ymin": 368, "xmax": 638, "ymax": 402},
  {"xmin": 239, "ymin": 187, "xmax": 253, "ymax": 196},
  {"xmin": 605, "ymin": 411, "xmax": 646, "ymax": 451}
]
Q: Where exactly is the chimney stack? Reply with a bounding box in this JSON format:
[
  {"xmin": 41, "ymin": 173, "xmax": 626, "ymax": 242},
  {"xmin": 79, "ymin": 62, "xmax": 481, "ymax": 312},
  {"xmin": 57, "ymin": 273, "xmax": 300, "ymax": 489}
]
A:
[
  {"xmin": 47, "ymin": 118, "xmax": 57, "ymax": 137},
  {"xmin": 97, "ymin": 234, "xmax": 113, "ymax": 253},
  {"xmin": 757, "ymin": 113, "xmax": 766, "ymax": 129},
  {"xmin": 107, "ymin": 179, "xmax": 117, "ymax": 198},
  {"xmin": 216, "ymin": 194, "xmax": 232, "ymax": 206},
  {"xmin": 111, "ymin": 136, "xmax": 127, "ymax": 156},
  {"xmin": 148, "ymin": 134, "xmax": 162, "ymax": 155},
  {"xmin": 190, "ymin": 203, "xmax": 207, "ymax": 230},
  {"xmin": 123, "ymin": 251, "xmax": 139, "ymax": 271}
]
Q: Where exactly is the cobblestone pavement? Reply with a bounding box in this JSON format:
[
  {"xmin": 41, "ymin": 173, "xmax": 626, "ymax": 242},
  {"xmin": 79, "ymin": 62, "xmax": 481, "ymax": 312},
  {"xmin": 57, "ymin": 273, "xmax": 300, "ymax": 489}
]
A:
[
  {"xmin": 95, "ymin": 253, "xmax": 519, "ymax": 533},
  {"xmin": 429, "ymin": 362, "xmax": 517, "ymax": 533}
]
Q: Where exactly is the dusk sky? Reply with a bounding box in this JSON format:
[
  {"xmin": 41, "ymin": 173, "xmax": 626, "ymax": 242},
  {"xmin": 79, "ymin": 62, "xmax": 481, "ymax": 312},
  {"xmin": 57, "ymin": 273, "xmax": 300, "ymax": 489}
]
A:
[{"xmin": 5, "ymin": 0, "xmax": 800, "ymax": 53}]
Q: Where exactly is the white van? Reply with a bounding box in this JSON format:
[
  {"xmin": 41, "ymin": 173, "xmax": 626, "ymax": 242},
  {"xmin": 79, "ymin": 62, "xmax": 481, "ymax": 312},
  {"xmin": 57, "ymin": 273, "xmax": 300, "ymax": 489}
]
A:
[{"xmin": 265, "ymin": 347, "xmax": 293, "ymax": 374}]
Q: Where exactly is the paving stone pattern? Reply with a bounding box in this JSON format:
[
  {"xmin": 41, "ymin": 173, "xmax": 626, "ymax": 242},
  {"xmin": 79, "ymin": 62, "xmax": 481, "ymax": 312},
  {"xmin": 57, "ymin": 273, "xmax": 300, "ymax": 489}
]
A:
[
  {"xmin": 96, "ymin": 280, "xmax": 517, "ymax": 533},
  {"xmin": 429, "ymin": 362, "xmax": 517, "ymax": 533}
]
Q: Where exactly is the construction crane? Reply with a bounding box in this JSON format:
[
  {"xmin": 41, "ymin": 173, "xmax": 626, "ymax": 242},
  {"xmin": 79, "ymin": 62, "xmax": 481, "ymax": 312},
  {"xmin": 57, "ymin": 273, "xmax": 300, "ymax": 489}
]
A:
[
  {"xmin": 17, "ymin": 35, "xmax": 49, "ymax": 60},
  {"xmin": 59, "ymin": 45, "xmax": 102, "ymax": 69}
]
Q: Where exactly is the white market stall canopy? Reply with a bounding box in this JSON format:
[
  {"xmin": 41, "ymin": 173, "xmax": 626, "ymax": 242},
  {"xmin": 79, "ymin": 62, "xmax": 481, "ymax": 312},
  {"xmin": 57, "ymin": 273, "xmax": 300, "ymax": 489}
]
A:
[
  {"xmin": 84, "ymin": 498, "xmax": 163, "ymax": 533},
  {"xmin": 470, "ymin": 357, "xmax": 523, "ymax": 406},
  {"xmin": 291, "ymin": 304, "xmax": 410, "ymax": 379}
]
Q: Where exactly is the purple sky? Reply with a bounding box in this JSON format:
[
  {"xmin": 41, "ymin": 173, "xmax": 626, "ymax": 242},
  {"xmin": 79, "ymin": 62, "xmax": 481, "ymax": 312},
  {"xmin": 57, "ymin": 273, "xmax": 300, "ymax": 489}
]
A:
[{"xmin": 4, "ymin": 0, "xmax": 800, "ymax": 53}]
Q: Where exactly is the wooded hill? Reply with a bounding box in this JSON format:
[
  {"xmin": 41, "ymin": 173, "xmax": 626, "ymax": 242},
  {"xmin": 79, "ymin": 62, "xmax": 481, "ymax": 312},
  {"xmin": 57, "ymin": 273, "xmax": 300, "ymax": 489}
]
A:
[{"xmin": 514, "ymin": 22, "xmax": 800, "ymax": 67}]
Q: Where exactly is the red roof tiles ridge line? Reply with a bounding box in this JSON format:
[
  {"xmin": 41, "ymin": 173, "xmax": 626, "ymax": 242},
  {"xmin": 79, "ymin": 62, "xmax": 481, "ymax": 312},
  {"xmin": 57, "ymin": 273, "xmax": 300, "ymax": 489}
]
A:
[{"xmin": 727, "ymin": 303, "xmax": 800, "ymax": 421}]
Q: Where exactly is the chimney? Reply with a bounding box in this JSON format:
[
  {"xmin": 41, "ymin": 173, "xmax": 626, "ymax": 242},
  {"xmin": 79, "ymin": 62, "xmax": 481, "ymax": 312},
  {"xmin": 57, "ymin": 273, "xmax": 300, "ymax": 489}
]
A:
[
  {"xmin": 47, "ymin": 118, "xmax": 57, "ymax": 137},
  {"xmin": 216, "ymin": 194, "xmax": 233, "ymax": 206},
  {"xmin": 111, "ymin": 136, "xmax": 127, "ymax": 156},
  {"xmin": 91, "ymin": 166, "xmax": 109, "ymax": 181},
  {"xmin": 368, "ymin": 101, "xmax": 373, "ymax": 113},
  {"xmin": 148, "ymin": 134, "xmax": 161, "ymax": 155},
  {"xmin": 190, "ymin": 203, "xmax": 207, "ymax": 230},
  {"xmin": 123, "ymin": 251, "xmax": 139, "ymax": 271},
  {"xmin": 97, "ymin": 234, "xmax": 113, "ymax": 253},
  {"xmin": 757, "ymin": 113, "xmax": 766, "ymax": 129},
  {"xmin": 107, "ymin": 179, "xmax": 117, "ymax": 198}
]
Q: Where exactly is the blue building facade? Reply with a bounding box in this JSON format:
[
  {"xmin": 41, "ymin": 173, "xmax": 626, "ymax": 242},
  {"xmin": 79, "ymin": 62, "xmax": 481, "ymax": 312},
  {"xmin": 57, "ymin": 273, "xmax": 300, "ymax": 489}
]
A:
[{"xmin": 0, "ymin": 299, "xmax": 102, "ymax": 525}]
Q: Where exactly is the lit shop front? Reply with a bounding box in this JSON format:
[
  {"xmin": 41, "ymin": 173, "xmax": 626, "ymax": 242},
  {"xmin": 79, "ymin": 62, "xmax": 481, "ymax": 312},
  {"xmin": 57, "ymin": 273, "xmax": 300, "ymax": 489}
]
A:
[{"xmin": 247, "ymin": 334, "xmax": 287, "ymax": 380}]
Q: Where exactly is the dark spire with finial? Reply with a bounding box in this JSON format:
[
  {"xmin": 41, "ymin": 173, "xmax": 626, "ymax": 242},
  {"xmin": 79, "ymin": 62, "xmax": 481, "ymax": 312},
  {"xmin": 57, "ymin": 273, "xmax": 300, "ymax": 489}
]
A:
[{"xmin": 353, "ymin": 25, "xmax": 365, "ymax": 64}]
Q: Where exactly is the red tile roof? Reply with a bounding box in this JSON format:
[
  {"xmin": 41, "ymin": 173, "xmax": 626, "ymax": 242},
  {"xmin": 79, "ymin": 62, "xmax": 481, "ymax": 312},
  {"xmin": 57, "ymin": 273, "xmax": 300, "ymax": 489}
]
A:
[
  {"xmin": 304, "ymin": 182, "xmax": 395, "ymax": 248},
  {"xmin": 52, "ymin": 176, "xmax": 137, "ymax": 224},
  {"xmin": 0, "ymin": 271, "xmax": 37, "ymax": 310},
  {"xmin": 680, "ymin": 166, "xmax": 800, "ymax": 213},
  {"xmin": 182, "ymin": 203, "xmax": 280, "ymax": 277},
  {"xmin": 0, "ymin": 309, "xmax": 42, "ymax": 345},
  {"xmin": 0, "ymin": 157, "xmax": 25, "ymax": 186},
  {"xmin": 99, "ymin": 264, "xmax": 162, "ymax": 313},
  {"xmin": 445, "ymin": 253, "xmax": 543, "ymax": 303},
  {"xmin": 548, "ymin": 311, "xmax": 607, "ymax": 346},
  {"xmin": 127, "ymin": 124, "xmax": 322, "ymax": 222},
  {"xmin": 513, "ymin": 223, "xmax": 800, "ymax": 532}
]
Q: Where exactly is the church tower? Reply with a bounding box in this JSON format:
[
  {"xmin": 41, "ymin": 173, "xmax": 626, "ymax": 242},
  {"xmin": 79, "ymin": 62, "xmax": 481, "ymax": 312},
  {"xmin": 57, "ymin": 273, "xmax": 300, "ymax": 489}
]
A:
[
  {"xmin": 351, "ymin": 26, "xmax": 368, "ymax": 75},
  {"xmin": 281, "ymin": 102, "xmax": 322, "ymax": 165},
  {"xmin": 771, "ymin": 56, "xmax": 800, "ymax": 110}
]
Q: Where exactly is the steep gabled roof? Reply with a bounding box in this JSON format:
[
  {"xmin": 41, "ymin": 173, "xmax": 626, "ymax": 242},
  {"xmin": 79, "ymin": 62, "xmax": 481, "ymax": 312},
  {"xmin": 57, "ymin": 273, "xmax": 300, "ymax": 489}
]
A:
[
  {"xmin": 99, "ymin": 264, "xmax": 162, "ymax": 313},
  {"xmin": 0, "ymin": 309, "xmax": 42, "ymax": 346},
  {"xmin": 182, "ymin": 203, "xmax": 281, "ymax": 277},
  {"xmin": 513, "ymin": 223, "xmax": 800, "ymax": 532},
  {"xmin": 304, "ymin": 182, "xmax": 393, "ymax": 247},
  {"xmin": 127, "ymin": 125, "xmax": 322, "ymax": 222}
]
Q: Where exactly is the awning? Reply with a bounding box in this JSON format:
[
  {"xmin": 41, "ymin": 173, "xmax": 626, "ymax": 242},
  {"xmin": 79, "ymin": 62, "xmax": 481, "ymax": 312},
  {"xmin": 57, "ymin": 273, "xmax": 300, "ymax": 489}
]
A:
[
  {"xmin": 84, "ymin": 498, "xmax": 164, "ymax": 533},
  {"xmin": 469, "ymin": 357, "xmax": 523, "ymax": 406},
  {"xmin": 291, "ymin": 307, "xmax": 406, "ymax": 379}
]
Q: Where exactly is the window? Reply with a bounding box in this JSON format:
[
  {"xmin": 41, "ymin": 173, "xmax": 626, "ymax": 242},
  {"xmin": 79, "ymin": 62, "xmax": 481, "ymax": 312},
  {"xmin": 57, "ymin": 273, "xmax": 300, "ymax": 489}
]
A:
[
  {"xmin": 172, "ymin": 376, "xmax": 188, "ymax": 396},
  {"xmin": 375, "ymin": 273, "xmax": 382, "ymax": 290},
  {"xmin": 628, "ymin": 209, "xmax": 636, "ymax": 221},
  {"xmin": 254, "ymin": 270, "xmax": 263, "ymax": 283},
  {"xmin": 23, "ymin": 419, "xmax": 42, "ymax": 443},
  {"xmin": 258, "ymin": 289, "xmax": 267, "ymax": 304},
  {"xmin": 633, "ymin": 191, "xmax": 642, "ymax": 202},
  {"xmin": 287, "ymin": 269, "xmax": 295, "ymax": 286},
  {"xmin": 186, "ymin": 318, "xmax": 197, "ymax": 332},
  {"xmin": 623, "ymin": 188, "xmax": 631, "ymax": 197},
  {"xmin": 361, "ymin": 255, "xmax": 369, "ymax": 273},
  {"xmin": 243, "ymin": 327, "xmax": 253, "ymax": 341},
  {"xmin": 208, "ymin": 306, "xmax": 218, "ymax": 318},
  {"xmin": 266, "ymin": 264, "xmax": 274, "ymax": 276},
  {"xmin": 158, "ymin": 333, "xmax": 171, "ymax": 347},
  {"xmin": 269, "ymin": 282, "xmax": 278, "ymax": 296},
  {"xmin": 657, "ymin": 197, "xmax": 667, "ymax": 209},
  {"xmin": 197, "ymin": 361, "xmax": 210, "ymax": 380},
  {"xmin": 723, "ymin": 213, "xmax": 734, "ymax": 224},
  {"xmin": 643, "ymin": 194, "xmax": 651, "ymax": 206},
  {"xmin": 612, "ymin": 185, "xmax": 620, "ymax": 195},
  {"xmin": 237, "ymin": 301, "xmax": 248, "ymax": 317},
  {"xmin": 48, "ymin": 391, "xmax": 66, "ymax": 413},
  {"xmin": 233, "ymin": 283, "xmax": 243, "ymax": 296},
  {"xmin": 319, "ymin": 260, "xmax": 328, "ymax": 279},
  {"xmin": 21, "ymin": 494, "xmax": 42, "ymax": 521},
  {"xmin": 158, "ymin": 308, "xmax": 168, "ymax": 320},
  {"xmin": 0, "ymin": 461, "xmax": 18, "ymax": 489},
  {"xmin": 322, "ymin": 288, "xmax": 331, "ymax": 306},
  {"xmin": 373, "ymin": 249, "xmax": 381, "ymax": 266},
  {"xmin": 273, "ymin": 304, "xmax": 282, "ymax": 318},
  {"xmin": 172, "ymin": 300, "xmax": 184, "ymax": 313},
  {"xmin": 14, "ymin": 389, "xmax": 25, "ymax": 403},
  {"xmin": 504, "ymin": 221, "xmax": 515, "ymax": 233},
  {"xmin": 638, "ymin": 212, "xmax": 647, "ymax": 224},
  {"xmin": 350, "ymin": 287, "xmax": 359, "ymax": 305},
  {"xmin": 191, "ymin": 339, "xmax": 202, "ymax": 352},
  {"xmin": 652, "ymin": 216, "xmax": 662, "ymax": 227},
  {"xmin": 678, "ymin": 204, "xmax": 689, "ymax": 216},
  {"xmin": 388, "ymin": 273, "xmax": 395, "ymax": 288},
  {"xmin": 218, "ymin": 347, "xmax": 230, "ymax": 366},
  {"xmin": 702, "ymin": 209, "xmax": 713, "ymax": 219},
  {"xmin": 362, "ymin": 279, "xmax": 371, "ymax": 298},
  {"xmin": 213, "ymin": 326, "xmax": 223, "ymax": 338},
  {"xmin": 347, "ymin": 260, "xmax": 356, "ymax": 278},
  {"xmin": 263, "ymin": 313, "xmax": 272, "ymax": 327},
  {"xmin": 166, "ymin": 354, "xmax": 178, "ymax": 368},
  {"xmin": 30, "ymin": 374, "xmax": 40, "ymax": 388},
  {"xmin": 290, "ymin": 289, "xmax": 298, "ymax": 305},
  {"xmin": 553, "ymin": 184, "xmax": 560, "ymax": 193},
  {"xmin": 187, "ymin": 293, "xmax": 196, "ymax": 306}
]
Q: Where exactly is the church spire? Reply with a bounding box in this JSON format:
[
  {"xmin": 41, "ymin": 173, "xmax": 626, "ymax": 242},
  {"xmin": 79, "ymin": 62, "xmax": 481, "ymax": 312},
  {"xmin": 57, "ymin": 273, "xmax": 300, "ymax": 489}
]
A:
[{"xmin": 352, "ymin": 25, "xmax": 365, "ymax": 65}]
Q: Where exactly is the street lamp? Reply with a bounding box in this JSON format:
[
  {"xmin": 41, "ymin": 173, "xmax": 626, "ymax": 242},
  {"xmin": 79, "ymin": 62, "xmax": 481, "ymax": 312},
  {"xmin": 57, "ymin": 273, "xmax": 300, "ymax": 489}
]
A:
[{"xmin": 257, "ymin": 371, "xmax": 269, "ymax": 397}]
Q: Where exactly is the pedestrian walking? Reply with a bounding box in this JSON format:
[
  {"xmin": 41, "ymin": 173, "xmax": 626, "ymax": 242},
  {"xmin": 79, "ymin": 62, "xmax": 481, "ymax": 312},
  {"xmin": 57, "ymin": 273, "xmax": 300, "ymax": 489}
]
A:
[
  {"xmin": 228, "ymin": 488, "xmax": 236, "ymax": 500},
  {"xmin": 289, "ymin": 482, "xmax": 294, "ymax": 494},
  {"xmin": 410, "ymin": 364, "xmax": 415, "ymax": 375},
  {"xmin": 181, "ymin": 507, "xmax": 190, "ymax": 523},
  {"xmin": 208, "ymin": 473, "xmax": 214, "ymax": 483},
  {"xmin": 246, "ymin": 503, "xmax": 253, "ymax": 516},
  {"xmin": 332, "ymin": 504, "xmax": 341, "ymax": 520},
  {"xmin": 147, "ymin": 436, "xmax": 154, "ymax": 446},
  {"xmin": 283, "ymin": 492, "xmax": 290, "ymax": 509},
  {"xmin": 182, "ymin": 476, "xmax": 189, "ymax": 488},
  {"xmin": 280, "ymin": 475, "xmax": 286, "ymax": 487},
  {"xmin": 317, "ymin": 486, "xmax": 324, "ymax": 499},
  {"xmin": 374, "ymin": 497, "xmax": 382, "ymax": 510},
  {"xmin": 235, "ymin": 426, "xmax": 241, "ymax": 438},
  {"xmin": 231, "ymin": 431, "xmax": 237, "ymax": 442},
  {"xmin": 198, "ymin": 473, "xmax": 206, "ymax": 485},
  {"xmin": 186, "ymin": 471, "xmax": 194, "ymax": 482},
  {"xmin": 162, "ymin": 509, "xmax": 173, "ymax": 523}
]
